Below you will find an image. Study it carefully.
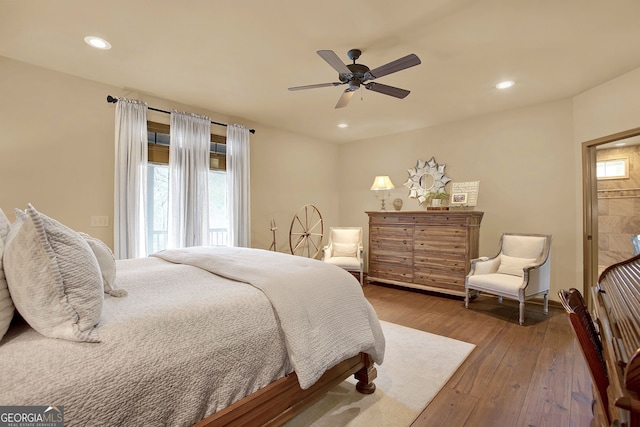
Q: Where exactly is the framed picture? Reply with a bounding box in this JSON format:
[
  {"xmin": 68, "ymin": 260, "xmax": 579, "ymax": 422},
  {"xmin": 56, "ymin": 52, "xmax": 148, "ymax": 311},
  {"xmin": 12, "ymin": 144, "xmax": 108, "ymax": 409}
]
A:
[
  {"xmin": 451, "ymin": 192, "xmax": 468, "ymax": 205},
  {"xmin": 451, "ymin": 181, "xmax": 479, "ymax": 207}
]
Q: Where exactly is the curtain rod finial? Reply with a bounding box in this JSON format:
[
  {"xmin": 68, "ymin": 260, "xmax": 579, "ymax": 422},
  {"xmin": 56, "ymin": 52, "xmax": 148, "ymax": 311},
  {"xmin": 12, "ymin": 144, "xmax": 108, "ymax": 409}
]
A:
[{"xmin": 106, "ymin": 95, "xmax": 118, "ymax": 103}]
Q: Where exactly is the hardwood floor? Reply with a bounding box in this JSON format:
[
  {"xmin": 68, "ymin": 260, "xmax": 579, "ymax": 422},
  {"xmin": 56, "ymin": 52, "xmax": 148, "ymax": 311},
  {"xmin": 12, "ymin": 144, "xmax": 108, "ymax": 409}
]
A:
[{"xmin": 362, "ymin": 282, "xmax": 594, "ymax": 427}]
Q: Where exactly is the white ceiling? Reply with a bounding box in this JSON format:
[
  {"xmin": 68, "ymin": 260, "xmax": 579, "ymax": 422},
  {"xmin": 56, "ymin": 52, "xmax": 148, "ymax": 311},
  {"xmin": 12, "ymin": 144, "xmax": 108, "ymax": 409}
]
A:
[{"xmin": 2, "ymin": 0, "xmax": 640, "ymax": 143}]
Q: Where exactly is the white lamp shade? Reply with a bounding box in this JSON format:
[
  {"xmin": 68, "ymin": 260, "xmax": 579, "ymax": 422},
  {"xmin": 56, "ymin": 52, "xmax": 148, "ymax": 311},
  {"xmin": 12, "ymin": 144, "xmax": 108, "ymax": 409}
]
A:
[{"xmin": 370, "ymin": 175, "xmax": 395, "ymax": 190}]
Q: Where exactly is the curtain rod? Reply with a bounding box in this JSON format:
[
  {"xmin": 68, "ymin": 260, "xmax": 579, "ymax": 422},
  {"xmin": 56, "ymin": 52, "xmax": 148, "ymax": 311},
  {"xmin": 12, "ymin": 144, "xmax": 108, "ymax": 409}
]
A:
[{"xmin": 106, "ymin": 95, "xmax": 255, "ymax": 134}]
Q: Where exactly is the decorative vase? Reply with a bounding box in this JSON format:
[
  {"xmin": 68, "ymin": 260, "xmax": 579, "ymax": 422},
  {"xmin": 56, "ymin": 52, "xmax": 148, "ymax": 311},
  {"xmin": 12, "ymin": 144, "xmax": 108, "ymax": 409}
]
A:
[
  {"xmin": 431, "ymin": 199, "xmax": 441, "ymax": 208},
  {"xmin": 393, "ymin": 198, "xmax": 403, "ymax": 211}
]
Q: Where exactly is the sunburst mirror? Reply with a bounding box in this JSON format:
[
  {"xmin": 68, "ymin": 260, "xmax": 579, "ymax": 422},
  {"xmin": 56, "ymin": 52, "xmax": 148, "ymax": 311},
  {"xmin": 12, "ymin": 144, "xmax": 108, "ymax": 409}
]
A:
[{"xmin": 404, "ymin": 156, "xmax": 451, "ymax": 204}]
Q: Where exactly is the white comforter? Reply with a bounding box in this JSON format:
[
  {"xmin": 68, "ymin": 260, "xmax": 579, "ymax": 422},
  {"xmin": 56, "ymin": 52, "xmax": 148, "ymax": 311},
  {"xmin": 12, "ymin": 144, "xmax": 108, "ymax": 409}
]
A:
[
  {"xmin": 0, "ymin": 247, "xmax": 385, "ymax": 426},
  {"xmin": 153, "ymin": 246, "xmax": 385, "ymax": 389}
]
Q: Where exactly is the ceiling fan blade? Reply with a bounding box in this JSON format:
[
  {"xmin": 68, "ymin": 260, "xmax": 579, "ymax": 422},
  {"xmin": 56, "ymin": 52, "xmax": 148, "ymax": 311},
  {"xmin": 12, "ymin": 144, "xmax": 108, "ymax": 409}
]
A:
[
  {"xmin": 335, "ymin": 89, "xmax": 356, "ymax": 109},
  {"xmin": 288, "ymin": 82, "xmax": 343, "ymax": 91},
  {"xmin": 317, "ymin": 50, "xmax": 352, "ymax": 74},
  {"xmin": 364, "ymin": 82, "xmax": 410, "ymax": 99},
  {"xmin": 365, "ymin": 53, "xmax": 421, "ymax": 80}
]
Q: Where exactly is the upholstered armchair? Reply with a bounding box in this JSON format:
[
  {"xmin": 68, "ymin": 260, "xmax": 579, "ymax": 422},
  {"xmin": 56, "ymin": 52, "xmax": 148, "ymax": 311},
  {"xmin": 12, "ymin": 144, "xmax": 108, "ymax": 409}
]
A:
[
  {"xmin": 322, "ymin": 227, "xmax": 364, "ymax": 285},
  {"xmin": 465, "ymin": 233, "xmax": 552, "ymax": 325}
]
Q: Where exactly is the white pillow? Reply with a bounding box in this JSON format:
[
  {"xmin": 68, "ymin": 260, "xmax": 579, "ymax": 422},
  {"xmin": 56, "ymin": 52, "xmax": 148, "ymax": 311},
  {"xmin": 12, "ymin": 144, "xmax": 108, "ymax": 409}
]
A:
[
  {"xmin": 333, "ymin": 242, "xmax": 358, "ymax": 258},
  {"xmin": 80, "ymin": 233, "xmax": 127, "ymax": 298},
  {"xmin": 0, "ymin": 209, "xmax": 14, "ymax": 343},
  {"xmin": 4, "ymin": 204, "xmax": 103, "ymax": 342},
  {"xmin": 0, "ymin": 208, "xmax": 9, "ymax": 241},
  {"xmin": 497, "ymin": 254, "xmax": 537, "ymax": 277}
]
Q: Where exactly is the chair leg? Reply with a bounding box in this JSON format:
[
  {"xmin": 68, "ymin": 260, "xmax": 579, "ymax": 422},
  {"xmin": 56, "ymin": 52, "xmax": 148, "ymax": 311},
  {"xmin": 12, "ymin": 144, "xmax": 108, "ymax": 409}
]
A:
[
  {"xmin": 359, "ymin": 269, "xmax": 363, "ymax": 286},
  {"xmin": 519, "ymin": 301, "xmax": 525, "ymax": 325},
  {"xmin": 465, "ymin": 289, "xmax": 470, "ymax": 308},
  {"xmin": 543, "ymin": 293, "xmax": 549, "ymax": 315}
]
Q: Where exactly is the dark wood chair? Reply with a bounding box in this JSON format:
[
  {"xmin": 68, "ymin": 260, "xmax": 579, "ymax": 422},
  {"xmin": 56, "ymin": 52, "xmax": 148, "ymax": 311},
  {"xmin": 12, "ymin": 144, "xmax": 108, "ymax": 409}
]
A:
[{"xmin": 558, "ymin": 288, "xmax": 610, "ymax": 424}]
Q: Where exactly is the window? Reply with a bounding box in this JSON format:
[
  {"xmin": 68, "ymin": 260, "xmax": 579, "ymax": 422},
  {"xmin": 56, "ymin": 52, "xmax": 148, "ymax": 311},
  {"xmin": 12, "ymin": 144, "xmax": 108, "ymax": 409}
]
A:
[
  {"xmin": 146, "ymin": 121, "xmax": 228, "ymax": 254},
  {"xmin": 596, "ymin": 157, "xmax": 629, "ymax": 180}
]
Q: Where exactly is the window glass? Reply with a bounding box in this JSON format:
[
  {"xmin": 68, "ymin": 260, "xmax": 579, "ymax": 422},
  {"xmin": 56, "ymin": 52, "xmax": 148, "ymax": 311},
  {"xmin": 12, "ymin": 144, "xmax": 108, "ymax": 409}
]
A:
[
  {"xmin": 596, "ymin": 158, "xmax": 628, "ymax": 179},
  {"xmin": 146, "ymin": 121, "xmax": 228, "ymax": 254}
]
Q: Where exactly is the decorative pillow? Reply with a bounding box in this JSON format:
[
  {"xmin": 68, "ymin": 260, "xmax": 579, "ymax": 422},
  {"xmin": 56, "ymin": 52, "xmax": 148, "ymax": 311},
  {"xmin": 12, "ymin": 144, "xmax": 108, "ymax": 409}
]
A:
[
  {"xmin": 4, "ymin": 204, "xmax": 103, "ymax": 342},
  {"xmin": 12, "ymin": 208, "xmax": 27, "ymax": 223},
  {"xmin": 0, "ymin": 208, "xmax": 10, "ymax": 241},
  {"xmin": 80, "ymin": 233, "xmax": 127, "ymax": 298},
  {"xmin": 333, "ymin": 242, "xmax": 358, "ymax": 258},
  {"xmin": 0, "ymin": 209, "xmax": 14, "ymax": 342},
  {"xmin": 497, "ymin": 254, "xmax": 537, "ymax": 277}
]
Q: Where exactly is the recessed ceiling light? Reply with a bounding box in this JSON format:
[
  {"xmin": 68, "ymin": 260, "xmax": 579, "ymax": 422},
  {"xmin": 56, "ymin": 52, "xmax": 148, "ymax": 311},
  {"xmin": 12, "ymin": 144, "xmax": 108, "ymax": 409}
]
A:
[
  {"xmin": 496, "ymin": 80, "xmax": 515, "ymax": 89},
  {"xmin": 337, "ymin": 123, "xmax": 349, "ymax": 128},
  {"xmin": 84, "ymin": 36, "xmax": 111, "ymax": 50}
]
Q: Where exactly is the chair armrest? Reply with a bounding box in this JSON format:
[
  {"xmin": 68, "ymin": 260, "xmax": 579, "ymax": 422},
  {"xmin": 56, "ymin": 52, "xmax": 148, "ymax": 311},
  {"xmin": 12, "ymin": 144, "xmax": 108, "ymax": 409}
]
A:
[
  {"xmin": 322, "ymin": 245, "xmax": 332, "ymax": 261},
  {"xmin": 522, "ymin": 258, "xmax": 551, "ymax": 294},
  {"xmin": 468, "ymin": 256, "xmax": 499, "ymax": 276}
]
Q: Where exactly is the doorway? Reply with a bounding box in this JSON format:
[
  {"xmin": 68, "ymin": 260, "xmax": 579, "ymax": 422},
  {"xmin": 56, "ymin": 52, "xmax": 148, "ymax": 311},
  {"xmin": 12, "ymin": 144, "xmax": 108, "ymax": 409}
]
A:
[{"xmin": 582, "ymin": 126, "xmax": 640, "ymax": 298}]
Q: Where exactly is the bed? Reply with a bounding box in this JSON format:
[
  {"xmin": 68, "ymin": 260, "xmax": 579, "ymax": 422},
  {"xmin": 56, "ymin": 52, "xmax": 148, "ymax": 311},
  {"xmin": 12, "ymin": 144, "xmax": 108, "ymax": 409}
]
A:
[{"xmin": 0, "ymin": 205, "xmax": 385, "ymax": 426}]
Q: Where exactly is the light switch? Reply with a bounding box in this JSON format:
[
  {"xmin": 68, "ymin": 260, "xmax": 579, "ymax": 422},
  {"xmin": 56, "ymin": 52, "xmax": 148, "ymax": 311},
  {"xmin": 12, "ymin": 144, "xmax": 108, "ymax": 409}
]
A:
[{"xmin": 90, "ymin": 216, "xmax": 109, "ymax": 227}]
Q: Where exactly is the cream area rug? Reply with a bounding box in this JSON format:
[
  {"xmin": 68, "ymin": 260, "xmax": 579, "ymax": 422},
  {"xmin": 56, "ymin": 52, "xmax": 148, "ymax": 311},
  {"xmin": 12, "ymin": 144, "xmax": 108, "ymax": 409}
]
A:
[{"xmin": 285, "ymin": 321, "xmax": 475, "ymax": 427}]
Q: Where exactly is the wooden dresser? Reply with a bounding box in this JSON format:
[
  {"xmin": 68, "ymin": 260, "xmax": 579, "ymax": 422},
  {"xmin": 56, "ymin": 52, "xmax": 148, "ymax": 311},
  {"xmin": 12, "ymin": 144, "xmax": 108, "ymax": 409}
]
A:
[{"xmin": 366, "ymin": 210, "xmax": 483, "ymax": 297}]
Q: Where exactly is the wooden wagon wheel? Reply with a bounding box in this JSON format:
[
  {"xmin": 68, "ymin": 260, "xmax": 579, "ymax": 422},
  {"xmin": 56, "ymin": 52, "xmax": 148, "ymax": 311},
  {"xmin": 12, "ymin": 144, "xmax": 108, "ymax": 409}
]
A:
[{"xmin": 289, "ymin": 204, "xmax": 324, "ymax": 258}]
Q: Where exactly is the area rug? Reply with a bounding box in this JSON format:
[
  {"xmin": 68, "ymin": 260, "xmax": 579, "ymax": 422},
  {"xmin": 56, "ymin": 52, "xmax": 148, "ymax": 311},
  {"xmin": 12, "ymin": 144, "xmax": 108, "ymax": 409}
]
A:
[{"xmin": 284, "ymin": 321, "xmax": 475, "ymax": 427}]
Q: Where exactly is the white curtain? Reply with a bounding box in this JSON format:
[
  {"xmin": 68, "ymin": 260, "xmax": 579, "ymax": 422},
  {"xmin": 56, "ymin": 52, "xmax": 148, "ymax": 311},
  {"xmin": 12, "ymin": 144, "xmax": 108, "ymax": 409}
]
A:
[
  {"xmin": 226, "ymin": 124, "xmax": 251, "ymax": 247},
  {"xmin": 114, "ymin": 97, "xmax": 148, "ymax": 259},
  {"xmin": 167, "ymin": 111, "xmax": 211, "ymax": 248}
]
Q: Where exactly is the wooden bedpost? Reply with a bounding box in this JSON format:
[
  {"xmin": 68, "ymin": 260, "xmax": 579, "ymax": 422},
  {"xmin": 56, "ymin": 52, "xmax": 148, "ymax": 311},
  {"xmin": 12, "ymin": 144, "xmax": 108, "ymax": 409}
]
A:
[{"xmin": 354, "ymin": 353, "xmax": 377, "ymax": 394}]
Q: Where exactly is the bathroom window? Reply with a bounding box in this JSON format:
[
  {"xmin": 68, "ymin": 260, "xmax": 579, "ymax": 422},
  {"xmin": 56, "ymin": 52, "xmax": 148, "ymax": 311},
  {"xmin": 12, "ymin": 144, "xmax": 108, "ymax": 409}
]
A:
[{"xmin": 597, "ymin": 157, "xmax": 629, "ymax": 180}]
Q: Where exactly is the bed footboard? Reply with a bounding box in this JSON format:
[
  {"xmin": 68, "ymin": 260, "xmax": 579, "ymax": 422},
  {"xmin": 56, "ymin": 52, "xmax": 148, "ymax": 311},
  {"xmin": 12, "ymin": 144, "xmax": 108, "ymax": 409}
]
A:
[{"xmin": 194, "ymin": 352, "xmax": 376, "ymax": 427}]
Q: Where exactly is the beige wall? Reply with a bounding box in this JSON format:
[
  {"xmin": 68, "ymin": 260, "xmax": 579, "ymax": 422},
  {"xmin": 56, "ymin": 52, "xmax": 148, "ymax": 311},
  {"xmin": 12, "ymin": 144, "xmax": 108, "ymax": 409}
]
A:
[
  {"xmin": 572, "ymin": 67, "xmax": 640, "ymax": 290},
  {"xmin": 339, "ymin": 99, "xmax": 577, "ymax": 301},
  {"xmin": 573, "ymin": 67, "xmax": 640, "ymax": 143},
  {"xmin": 4, "ymin": 53, "xmax": 640, "ymax": 303},
  {"xmin": 0, "ymin": 56, "xmax": 340, "ymax": 252},
  {"xmin": 0, "ymin": 57, "xmax": 116, "ymax": 244},
  {"xmin": 249, "ymin": 126, "xmax": 339, "ymax": 253}
]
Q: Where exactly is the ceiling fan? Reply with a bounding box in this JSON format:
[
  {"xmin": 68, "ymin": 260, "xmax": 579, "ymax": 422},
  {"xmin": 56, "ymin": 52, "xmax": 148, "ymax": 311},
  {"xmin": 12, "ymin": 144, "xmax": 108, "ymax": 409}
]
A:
[{"xmin": 288, "ymin": 49, "xmax": 421, "ymax": 108}]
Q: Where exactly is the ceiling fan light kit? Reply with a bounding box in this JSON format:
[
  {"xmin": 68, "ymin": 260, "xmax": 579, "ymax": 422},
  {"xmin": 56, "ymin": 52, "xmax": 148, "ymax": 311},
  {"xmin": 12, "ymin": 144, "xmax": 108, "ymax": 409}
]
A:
[{"xmin": 288, "ymin": 49, "xmax": 421, "ymax": 108}]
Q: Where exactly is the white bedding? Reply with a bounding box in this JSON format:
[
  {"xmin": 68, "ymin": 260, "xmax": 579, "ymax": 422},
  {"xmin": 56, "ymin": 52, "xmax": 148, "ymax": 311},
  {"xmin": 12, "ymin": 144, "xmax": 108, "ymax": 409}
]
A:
[
  {"xmin": 0, "ymin": 257, "xmax": 291, "ymax": 427},
  {"xmin": 153, "ymin": 246, "xmax": 385, "ymax": 389},
  {"xmin": 0, "ymin": 247, "xmax": 386, "ymax": 426}
]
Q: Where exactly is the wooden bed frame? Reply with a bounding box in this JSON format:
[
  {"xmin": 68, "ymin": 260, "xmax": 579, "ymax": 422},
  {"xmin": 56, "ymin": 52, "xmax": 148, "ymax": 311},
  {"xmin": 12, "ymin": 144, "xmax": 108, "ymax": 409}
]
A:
[{"xmin": 194, "ymin": 353, "xmax": 377, "ymax": 426}]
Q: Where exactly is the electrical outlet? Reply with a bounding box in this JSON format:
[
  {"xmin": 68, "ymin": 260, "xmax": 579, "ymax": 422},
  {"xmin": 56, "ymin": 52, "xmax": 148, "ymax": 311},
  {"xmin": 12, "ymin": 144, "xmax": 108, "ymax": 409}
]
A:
[{"xmin": 90, "ymin": 216, "xmax": 109, "ymax": 227}]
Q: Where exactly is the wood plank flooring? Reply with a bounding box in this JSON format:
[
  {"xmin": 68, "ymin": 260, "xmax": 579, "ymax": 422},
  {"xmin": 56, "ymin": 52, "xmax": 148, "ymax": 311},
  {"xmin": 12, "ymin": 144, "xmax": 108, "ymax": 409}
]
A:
[{"xmin": 362, "ymin": 282, "xmax": 594, "ymax": 427}]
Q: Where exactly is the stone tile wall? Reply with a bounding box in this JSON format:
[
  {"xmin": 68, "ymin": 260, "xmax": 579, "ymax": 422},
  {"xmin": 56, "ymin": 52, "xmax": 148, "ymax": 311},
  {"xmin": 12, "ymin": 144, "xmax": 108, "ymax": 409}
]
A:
[{"xmin": 597, "ymin": 145, "xmax": 640, "ymax": 268}]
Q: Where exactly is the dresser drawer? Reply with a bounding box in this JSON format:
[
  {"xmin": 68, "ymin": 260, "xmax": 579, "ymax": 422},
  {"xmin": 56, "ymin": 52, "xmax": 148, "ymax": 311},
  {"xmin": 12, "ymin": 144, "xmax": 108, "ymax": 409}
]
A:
[
  {"xmin": 413, "ymin": 237, "xmax": 467, "ymax": 254},
  {"xmin": 413, "ymin": 270, "xmax": 466, "ymax": 290},
  {"xmin": 370, "ymin": 225, "xmax": 412, "ymax": 238},
  {"xmin": 414, "ymin": 226, "xmax": 466, "ymax": 239},
  {"xmin": 369, "ymin": 214, "xmax": 417, "ymax": 225},
  {"xmin": 369, "ymin": 262, "xmax": 413, "ymax": 282},
  {"xmin": 369, "ymin": 249, "xmax": 412, "ymax": 265},
  {"xmin": 413, "ymin": 215, "xmax": 469, "ymax": 226},
  {"xmin": 414, "ymin": 254, "xmax": 467, "ymax": 273}
]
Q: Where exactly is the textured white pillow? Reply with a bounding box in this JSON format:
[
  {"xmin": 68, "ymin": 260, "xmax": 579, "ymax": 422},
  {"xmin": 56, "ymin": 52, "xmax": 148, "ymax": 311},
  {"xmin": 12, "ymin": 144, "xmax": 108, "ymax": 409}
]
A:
[
  {"xmin": 0, "ymin": 208, "xmax": 9, "ymax": 241},
  {"xmin": 4, "ymin": 204, "xmax": 103, "ymax": 342},
  {"xmin": 0, "ymin": 238, "xmax": 12, "ymax": 342},
  {"xmin": 333, "ymin": 242, "xmax": 358, "ymax": 258},
  {"xmin": 497, "ymin": 254, "xmax": 537, "ymax": 277},
  {"xmin": 80, "ymin": 233, "xmax": 127, "ymax": 298}
]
